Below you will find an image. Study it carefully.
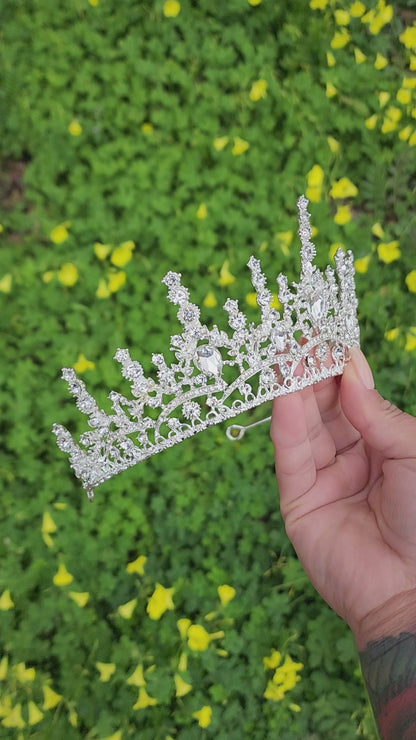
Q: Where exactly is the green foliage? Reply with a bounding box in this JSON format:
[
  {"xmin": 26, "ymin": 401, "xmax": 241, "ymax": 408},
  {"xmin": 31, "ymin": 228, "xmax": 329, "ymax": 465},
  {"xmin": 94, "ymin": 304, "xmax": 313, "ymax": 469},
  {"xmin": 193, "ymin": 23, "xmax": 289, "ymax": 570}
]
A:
[{"xmin": 0, "ymin": 0, "xmax": 415, "ymax": 737}]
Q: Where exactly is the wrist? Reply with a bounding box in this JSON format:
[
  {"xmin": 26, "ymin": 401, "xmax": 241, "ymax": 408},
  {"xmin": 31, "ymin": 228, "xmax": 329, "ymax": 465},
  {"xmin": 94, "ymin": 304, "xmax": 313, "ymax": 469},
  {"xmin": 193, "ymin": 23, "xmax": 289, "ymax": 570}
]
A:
[{"xmin": 353, "ymin": 588, "xmax": 416, "ymax": 651}]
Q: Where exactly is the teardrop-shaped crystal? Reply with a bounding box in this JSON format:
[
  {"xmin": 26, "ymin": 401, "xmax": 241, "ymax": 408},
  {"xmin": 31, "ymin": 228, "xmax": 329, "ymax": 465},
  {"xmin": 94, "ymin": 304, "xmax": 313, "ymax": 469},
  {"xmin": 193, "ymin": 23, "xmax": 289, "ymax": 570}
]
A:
[
  {"xmin": 310, "ymin": 296, "xmax": 326, "ymax": 322},
  {"xmin": 194, "ymin": 345, "xmax": 223, "ymax": 377}
]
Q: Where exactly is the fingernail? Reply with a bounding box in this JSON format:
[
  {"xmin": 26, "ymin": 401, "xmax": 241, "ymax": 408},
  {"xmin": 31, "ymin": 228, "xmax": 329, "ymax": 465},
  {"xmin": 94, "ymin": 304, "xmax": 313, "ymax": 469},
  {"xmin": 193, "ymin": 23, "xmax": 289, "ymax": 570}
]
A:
[{"xmin": 350, "ymin": 347, "xmax": 374, "ymax": 390}]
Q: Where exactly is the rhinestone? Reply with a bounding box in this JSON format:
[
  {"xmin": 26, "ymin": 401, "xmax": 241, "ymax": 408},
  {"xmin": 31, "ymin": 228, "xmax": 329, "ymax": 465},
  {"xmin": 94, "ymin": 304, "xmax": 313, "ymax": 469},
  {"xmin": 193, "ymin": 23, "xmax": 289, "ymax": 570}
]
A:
[
  {"xmin": 310, "ymin": 296, "xmax": 325, "ymax": 322},
  {"xmin": 194, "ymin": 345, "xmax": 223, "ymax": 377}
]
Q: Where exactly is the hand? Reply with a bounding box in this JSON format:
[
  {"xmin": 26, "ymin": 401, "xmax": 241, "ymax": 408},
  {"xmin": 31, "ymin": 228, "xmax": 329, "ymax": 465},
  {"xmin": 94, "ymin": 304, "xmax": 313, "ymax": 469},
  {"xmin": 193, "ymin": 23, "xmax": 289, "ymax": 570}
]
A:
[{"xmin": 270, "ymin": 347, "xmax": 416, "ymax": 648}]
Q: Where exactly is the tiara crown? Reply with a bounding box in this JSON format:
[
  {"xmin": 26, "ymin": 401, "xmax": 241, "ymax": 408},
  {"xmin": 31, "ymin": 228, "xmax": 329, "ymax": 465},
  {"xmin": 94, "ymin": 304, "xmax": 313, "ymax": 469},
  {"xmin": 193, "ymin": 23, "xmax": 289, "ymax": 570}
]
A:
[{"xmin": 53, "ymin": 196, "xmax": 360, "ymax": 500}]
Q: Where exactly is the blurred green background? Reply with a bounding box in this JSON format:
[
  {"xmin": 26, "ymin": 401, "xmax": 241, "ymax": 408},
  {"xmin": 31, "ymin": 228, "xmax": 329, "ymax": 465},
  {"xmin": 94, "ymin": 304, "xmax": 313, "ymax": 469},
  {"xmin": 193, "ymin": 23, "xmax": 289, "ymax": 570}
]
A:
[{"xmin": 0, "ymin": 0, "xmax": 415, "ymax": 737}]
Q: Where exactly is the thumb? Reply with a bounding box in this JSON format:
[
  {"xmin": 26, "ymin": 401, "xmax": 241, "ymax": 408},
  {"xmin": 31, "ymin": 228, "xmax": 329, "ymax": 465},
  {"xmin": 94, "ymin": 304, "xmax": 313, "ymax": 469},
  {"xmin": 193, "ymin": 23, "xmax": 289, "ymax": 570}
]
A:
[{"xmin": 340, "ymin": 347, "xmax": 416, "ymax": 459}]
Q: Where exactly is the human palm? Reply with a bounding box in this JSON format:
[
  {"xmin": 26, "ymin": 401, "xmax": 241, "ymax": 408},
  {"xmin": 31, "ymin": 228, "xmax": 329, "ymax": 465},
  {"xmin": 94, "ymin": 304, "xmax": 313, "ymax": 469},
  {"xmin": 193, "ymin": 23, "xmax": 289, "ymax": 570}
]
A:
[{"xmin": 270, "ymin": 349, "xmax": 416, "ymax": 647}]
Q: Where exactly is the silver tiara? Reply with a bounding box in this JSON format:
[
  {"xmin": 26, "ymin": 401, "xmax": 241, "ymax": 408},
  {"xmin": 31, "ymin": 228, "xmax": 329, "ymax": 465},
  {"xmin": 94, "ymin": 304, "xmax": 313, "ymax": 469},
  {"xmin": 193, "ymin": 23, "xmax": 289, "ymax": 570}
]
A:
[{"xmin": 53, "ymin": 196, "xmax": 360, "ymax": 500}]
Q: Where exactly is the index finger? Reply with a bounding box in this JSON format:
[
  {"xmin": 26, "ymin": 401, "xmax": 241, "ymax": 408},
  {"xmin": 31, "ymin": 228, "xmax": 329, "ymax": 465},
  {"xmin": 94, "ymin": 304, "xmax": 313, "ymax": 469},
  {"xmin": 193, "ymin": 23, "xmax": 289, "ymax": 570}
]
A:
[{"xmin": 270, "ymin": 388, "xmax": 317, "ymax": 501}]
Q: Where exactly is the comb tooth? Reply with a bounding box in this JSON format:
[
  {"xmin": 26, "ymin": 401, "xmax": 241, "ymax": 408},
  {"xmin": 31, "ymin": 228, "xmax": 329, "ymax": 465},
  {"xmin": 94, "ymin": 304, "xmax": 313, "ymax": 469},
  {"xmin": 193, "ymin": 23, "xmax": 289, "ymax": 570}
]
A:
[{"xmin": 53, "ymin": 196, "xmax": 360, "ymax": 499}]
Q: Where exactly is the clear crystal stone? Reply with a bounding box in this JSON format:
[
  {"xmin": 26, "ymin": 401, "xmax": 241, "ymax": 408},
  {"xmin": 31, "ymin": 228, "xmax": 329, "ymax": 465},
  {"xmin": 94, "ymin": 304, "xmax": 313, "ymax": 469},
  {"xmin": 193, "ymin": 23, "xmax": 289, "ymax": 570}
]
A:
[
  {"xmin": 332, "ymin": 344, "xmax": 344, "ymax": 361},
  {"xmin": 310, "ymin": 296, "xmax": 325, "ymax": 322},
  {"xmin": 272, "ymin": 327, "xmax": 286, "ymax": 351},
  {"xmin": 194, "ymin": 345, "xmax": 222, "ymax": 377}
]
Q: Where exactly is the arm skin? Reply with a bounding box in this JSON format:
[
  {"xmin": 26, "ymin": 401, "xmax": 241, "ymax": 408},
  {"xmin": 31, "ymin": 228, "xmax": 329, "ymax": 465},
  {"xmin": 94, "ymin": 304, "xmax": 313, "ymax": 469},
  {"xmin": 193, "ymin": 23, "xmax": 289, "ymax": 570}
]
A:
[{"xmin": 270, "ymin": 348, "xmax": 416, "ymax": 739}]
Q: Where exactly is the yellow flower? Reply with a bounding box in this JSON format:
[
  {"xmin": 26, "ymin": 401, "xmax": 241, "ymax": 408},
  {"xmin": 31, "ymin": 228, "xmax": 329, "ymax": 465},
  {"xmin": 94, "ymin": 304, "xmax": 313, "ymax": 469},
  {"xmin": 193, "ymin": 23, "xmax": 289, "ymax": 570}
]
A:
[
  {"xmin": 69, "ymin": 708, "xmax": 78, "ymax": 727},
  {"xmin": 196, "ymin": 203, "xmax": 207, "ymax": 219},
  {"xmin": 96, "ymin": 279, "xmax": 111, "ymax": 298},
  {"xmin": 96, "ymin": 662, "xmax": 116, "ymax": 682},
  {"xmin": 213, "ymin": 136, "xmax": 229, "ymax": 151},
  {"xmin": 73, "ymin": 353, "xmax": 95, "ymax": 373},
  {"xmin": 13, "ymin": 663, "xmax": 35, "ymax": 682},
  {"xmin": 192, "ymin": 706, "xmax": 212, "ymax": 728},
  {"xmin": 248, "ymin": 0, "xmax": 262, "ymax": 6},
  {"xmin": 68, "ymin": 119, "xmax": 82, "ymax": 136},
  {"xmin": 133, "ymin": 688, "xmax": 157, "ymax": 709},
  {"xmin": 377, "ymin": 240, "xmax": 400, "ymax": 263},
  {"xmin": 178, "ymin": 652, "xmax": 187, "ymax": 672},
  {"xmin": 187, "ymin": 624, "xmax": 211, "ymax": 651},
  {"xmin": 367, "ymin": 3, "xmax": 393, "ymax": 35},
  {"xmin": 326, "ymin": 51, "xmax": 336, "ymax": 67},
  {"xmin": 398, "ymin": 125, "xmax": 412, "ymax": 142},
  {"xmin": 0, "ymin": 274, "xmax": 12, "ymax": 293},
  {"xmin": 28, "ymin": 701, "xmax": 44, "ymax": 726},
  {"xmin": 203, "ymin": 290, "xmax": 217, "ymax": 308},
  {"xmin": 354, "ymin": 255, "xmax": 371, "ymax": 273},
  {"xmin": 334, "ymin": 205, "xmax": 352, "ymax": 224},
  {"xmin": 50, "ymin": 221, "xmax": 71, "ymax": 244},
  {"xmin": 146, "ymin": 583, "xmax": 174, "ymax": 620},
  {"xmin": 174, "ymin": 674, "xmax": 192, "ymax": 697},
  {"xmin": 409, "ymin": 131, "xmax": 416, "ymax": 146},
  {"xmin": 69, "ymin": 591, "xmax": 89, "ymax": 607},
  {"xmin": 329, "ymin": 177, "xmax": 358, "ymax": 199},
  {"xmin": 264, "ymin": 654, "xmax": 303, "ymax": 701},
  {"xmin": 326, "ymin": 82, "xmax": 337, "ymax": 98},
  {"xmin": 382, "ymin": 106, "xmax": 402, "ymax": 133},
  {"xmin": 187, "ymin": 625, "xmax": 224, "ymax": 651},
  {"xmin": 365, "ymin": 114, "xmax": 378, "ymax": 130},
  {"xmin": 0, "ymin": 656, "xmax": 8, "ymax": 680},
  {"xmin": 126, "ymin": 555, "xmax": 147, "ymax": 575},
  {"xmin": 331, "ymin": 29, "xmax": 351, "ymax": 49},
  {"xmin": 379, "ymin": 92, "xmax": 391, "ymax": 108},
  {"xmin": 350, "ymin": 1, "xmax": 366, "ymax": 17},
  {"xmin": 270, "ymin": 293, "xmax": 281, "ymax": 310},
  {"xmin": 405, "ymin": 270, "xmax": 416, "ymax": 292},
  {"xmin": 108, "ymin": 271, "xmax": 126, "ymax": 292},
  {"xmin": 141, "ymin": 122, "xmax": 153, "ymax": 134},
  {"xmin": 232, "ymin": 137, "xmax": 249, "ymax": 155},
  {"xmin": 354, "ymin": 47, "xmax": 366, "ymax": 64},
  {"xmin": 53, "ymin": 563, "xmax": 74, "ymax": 587},
  {"xmin": 53, "ymin": 502, "xmax": 67, "ymax": 510},
  {"xmin": 246, "ymin": 292, "xmax": 258, "ymax": 307},
  {"xmin": 405, "ymin": 329, "xmax": 416, "ymax": 352},
  {"xmin": 177, "ymin": 617, "xmax": 191, "ymax": 638},
  {"xmin": 335, "ymin": 10, "xmax": 350, "ymax": 25},
  {"xmin": 218, "ymin": 260, "xmax": 236, "ymax": 286},
  {"xmin": 276, "ymin": 230, "xmax": 293, "ymax": 255},
  {"xmin": 218, "ymin": 584, "xmax": 236, "ymax": 606},
  {"xmin": 403, "ymin": 77, "xmax": 416, "ymax": 89},
  {"xmin": 263, "ymin": 650, "xmax": 282, "ymax": 670},
  {"xmin": 117, "ymin": 598, "xmax": 137, "ymax": 619},
  {"xmin": 0, "ymin": 590, "xmax": 14, "ymax": 610},
  {"xmin": 58, "ymin": 263, "xmax": 78, "ymax": 287},
  {"xmin": 126, "ymin": 665, "xmax": 146, "ymax": 687},
  {"xmin": 372, "ymin": 222, "xmax": 384, "ymax": 238},
  {"xmin": 41, "ymin": 512, "xmax": 56, "ymax": 544},
  {"xmin": 306, "ymin": 164, "xmax": 324, "ymax": 203},
  {"xmin": 163, "ymin": 0, "xmax": 180, "ymax": 17},
  {"xmin": 385, "ymin": 327, "xmax": 399, "ymax": 341},
  {"xmin": 0, "ymin": 223, "xmax": 3, "ymax": 233},
  {"xmin": 42, "ymin": 270, "xmax": 55, "ymax": 284},
  {"xmin": 397, "ymin": 88, "xmax": 411, "ymax": 105},
  {"xmin": 249, "ymin": 79, "xmax": 267, "ymax": 101},
  {"xmin": 1, "ymin": 703, "xmax": 25, "ymax": 728},
  {"xmin": 100, "ymin": 733, "xmax": 122, "ymax": 740},
  {"xmin": 42, "ymin": 685, "xmax": 63, "ymax": 710},
  {"xmin": 111, "ymin": 240, "xmax": 135, "ymax": 267},
  {"xmin": 327, "ymin": 136, "xmax": 340, "ymax": 153},
  {"xmin": 374, "ymin": 52, "xmax": 388, "ymax": 70},
  {"xmin": 310, "ymin": 0, "xmax": 328, "ymax": 8},
  {"xmin": 94, "ymin": 242, "xmax": 111, "ymax": 260}
]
